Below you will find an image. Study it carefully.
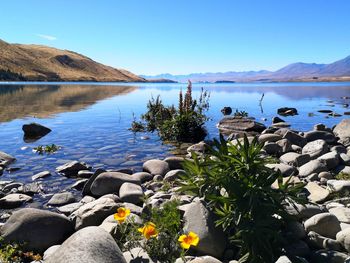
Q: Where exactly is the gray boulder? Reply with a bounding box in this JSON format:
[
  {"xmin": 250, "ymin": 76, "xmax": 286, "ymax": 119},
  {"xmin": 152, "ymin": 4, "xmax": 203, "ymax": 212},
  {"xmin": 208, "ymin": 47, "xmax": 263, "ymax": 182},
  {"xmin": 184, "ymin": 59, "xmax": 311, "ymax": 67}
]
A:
[
  {"xmin": 164, "ymin": 169, "xmax": 186, "ymax": 182},
  {"xmin": 182, "ymin": 199, "xmax": 226, "ymax": 258},
  {"xmin": 336, "ymin": 228, "xmax": 350, "ymax": 253},
  {"xmin": 305, "ymin": 182, "xmax": 330, "ymax": 203},
  {"xmin": 71, "ymin": 196, "xmax": 120, "ymax": 230},
  {"xmin": 283, "ymin": 131, "xmax": 307, "ymax": 147},
  {"xmin": 333, "ymin": 119, "xmax": 350, "ymax": 147},
  {"xmin": 258, "ymin": 134, "xmax": 282, "ymax": 144},
  {"xmin": 329, "ymin": 207, "xmax": 350, "ymax": 224},
  {"xmin": 263, "ymin": 142, "xmax": 282, "ymax": 155},
  {"xmin": 302, "ymin": 140, "xmax": 329, "ymax": 159},
  {"xmin": 0, "ymin": 151, "xmax": 16, "ymax": 167},
  {"xmin": 164, "ymin": 156, "xmax": 185, "ymax": 170},
  {"xmin": 119, "ymin": 183, "xmax": 143, "ymax": 205},
  {"xmin": 32, "ymin": 170, "xmax": 51, "ymax": 180},
  {"xmin": 340, "ymin": 153, "xmax": 350, "ymax": 165},
  {"xmin": 304, "ymin": 213, "xmax": 341, "ymax": 239},
  {"xmin": 45, "ymin": 226, "xmax": 126, "ymax": 263},
  {"xmin": 276, "ymin": 139, "xmax": 293, "ymax": 153},
  {"xmin": 0, "ymin": 193, "xmax": 32, "ymax": 209},
  {"xmin": 298, "ymin": 160, "xmax": 328, "ymax": 177},
  {"xmin": 279, "ymin": 152, "xmax": 310, "ymax": 167},
  {"xmin": 56, "ymin": 161, "xmax": 89, "ymax": 176},
  {"xmin": 90, "ymin": 172, "xmax": 140, "ymax": 196},
  {"xmin": 265, "ymin": 163, "xmax": 298, "ymax": 176},
  {"xmin": 304, "ymin": 130, "xmax": 336, "ymax": 143},
  {"xmin": 47, "ymin": 192, "xmax": 76, "ymax": 206},
  {"xmin": 318, "ymin": 152, "xmax": 340, "ymax": 170},
  {"xmin": 143, "ymin": 159, "xmax": 170, "ymax": 176},
  {"xmin": 0, "ymin": 208, "xmax": 73, "ymax": 253},
  {"xmin": 131, "ymin": 172, "xmax": 153, "ymax": 183},
  {"xmin": 327, "ymin": 180, "xmax": 350, "ymax": 194}
]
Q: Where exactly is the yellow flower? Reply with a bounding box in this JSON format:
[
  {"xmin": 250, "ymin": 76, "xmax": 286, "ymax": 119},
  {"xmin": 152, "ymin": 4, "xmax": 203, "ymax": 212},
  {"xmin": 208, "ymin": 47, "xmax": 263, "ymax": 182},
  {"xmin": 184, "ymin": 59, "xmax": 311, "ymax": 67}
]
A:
[
  {"xmin": 138, "ymin": 222, "xmax": 158, "ymax": 239},
  {"xmin": 114, "ymin": 207, "xmax": 131, "ymax": 223},
  {"xmin": 178, "ymin": 231, "xmax": 199, "ymax": 249}
]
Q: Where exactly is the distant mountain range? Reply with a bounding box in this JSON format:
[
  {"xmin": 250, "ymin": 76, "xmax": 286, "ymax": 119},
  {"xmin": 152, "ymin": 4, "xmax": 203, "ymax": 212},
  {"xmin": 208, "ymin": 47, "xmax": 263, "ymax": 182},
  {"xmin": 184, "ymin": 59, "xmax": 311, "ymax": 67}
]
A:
[
  {"xmin": 0, "ymin": 39, "xmax": 145, "ymax": 82},
  {"xmin": 142, "ymin": 55, "xmax": 350, "ymax": 83}
]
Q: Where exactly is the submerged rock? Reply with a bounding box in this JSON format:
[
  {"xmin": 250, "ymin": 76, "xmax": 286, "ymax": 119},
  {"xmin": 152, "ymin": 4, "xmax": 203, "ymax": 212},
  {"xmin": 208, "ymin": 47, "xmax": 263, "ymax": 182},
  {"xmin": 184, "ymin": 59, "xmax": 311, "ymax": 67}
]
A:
[
  {"xmin": 0, "ymin": 151, "xmax": 16, "ymax": 167},
  {"xmin": 22, "ymin": 122, "xmax": 51, "ymax": 142},
  {"xmin": 277, "ymin": 107, "xmax": 298, "ymax": 116}
]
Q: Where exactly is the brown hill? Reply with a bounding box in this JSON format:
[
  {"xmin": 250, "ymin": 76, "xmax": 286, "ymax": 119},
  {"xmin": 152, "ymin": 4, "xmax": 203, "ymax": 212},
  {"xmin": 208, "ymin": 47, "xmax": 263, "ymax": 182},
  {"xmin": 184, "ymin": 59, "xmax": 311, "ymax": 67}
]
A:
[{"xmin": 0, "ymin": 39, "xmax": 145, "ymax": 82}]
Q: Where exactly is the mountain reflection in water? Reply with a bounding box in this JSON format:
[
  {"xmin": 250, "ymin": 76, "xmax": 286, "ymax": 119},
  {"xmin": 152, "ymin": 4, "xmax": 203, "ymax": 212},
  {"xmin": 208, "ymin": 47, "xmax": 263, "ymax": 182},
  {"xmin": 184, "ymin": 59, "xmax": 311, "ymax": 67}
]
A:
[{"xmin": 0, "ymin": 85, "xmax": 137, "ymax": 122}]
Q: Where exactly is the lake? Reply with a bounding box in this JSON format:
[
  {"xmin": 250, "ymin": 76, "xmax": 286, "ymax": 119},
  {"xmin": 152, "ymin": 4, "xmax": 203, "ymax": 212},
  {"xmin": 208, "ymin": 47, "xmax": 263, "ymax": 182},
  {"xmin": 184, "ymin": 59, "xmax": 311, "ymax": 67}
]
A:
[{"xmin": 0, "ymin": 82, "xmax": 350, "ymax": 209}]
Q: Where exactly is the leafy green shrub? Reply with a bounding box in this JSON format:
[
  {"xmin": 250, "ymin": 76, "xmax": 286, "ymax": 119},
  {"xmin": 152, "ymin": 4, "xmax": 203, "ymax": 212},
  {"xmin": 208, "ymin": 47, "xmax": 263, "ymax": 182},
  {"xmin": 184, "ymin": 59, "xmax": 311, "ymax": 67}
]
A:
[
  {"xmin": 335, "ymin": 172, "xmax": 350, "ymax": 180},
  {"xmin": 0, "ymin": 238, "xmax": 41, "ymax": 263},
  {"xmin": 179, "ymin": 135, "xmax": 306, "ymax": 263},
  {"xmin": 33, "ymin": 144, "xmax": 60, "ymax": 155},
  {"xmin": 132, "ymin": 81, "xmax": 210, "ymax": 143}
]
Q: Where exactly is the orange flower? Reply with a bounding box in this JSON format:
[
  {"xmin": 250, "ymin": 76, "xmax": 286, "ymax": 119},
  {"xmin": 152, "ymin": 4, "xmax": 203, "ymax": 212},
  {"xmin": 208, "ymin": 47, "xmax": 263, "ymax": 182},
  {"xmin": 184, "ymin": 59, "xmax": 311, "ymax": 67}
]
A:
[
  {"xmin": 178, "ymin": 231, "xmax": 199, "ymax": 249},
  {"xmin": 138, "ymin": 222, "xmax": 158, "ymax": 239},
  {"xmin": 114, "ymin": 207, "xmax": 131, "ymax": 223}
]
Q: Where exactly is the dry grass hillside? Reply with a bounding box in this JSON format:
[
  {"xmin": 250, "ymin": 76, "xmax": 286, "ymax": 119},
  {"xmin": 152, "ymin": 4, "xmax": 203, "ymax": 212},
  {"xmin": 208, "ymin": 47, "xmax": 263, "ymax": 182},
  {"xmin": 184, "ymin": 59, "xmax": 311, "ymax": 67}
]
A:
[{"xmin": 0, "ymin": 39, "xmax": 145, "ymax": 82}]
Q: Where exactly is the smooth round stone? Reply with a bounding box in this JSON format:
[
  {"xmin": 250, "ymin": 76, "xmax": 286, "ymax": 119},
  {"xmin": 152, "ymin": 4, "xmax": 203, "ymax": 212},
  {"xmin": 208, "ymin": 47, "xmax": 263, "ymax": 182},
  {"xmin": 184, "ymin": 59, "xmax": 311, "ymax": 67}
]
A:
[
  {"xmin": 32, "ymin": 170, "xmax": 51, "ymax": 180},
  {"xmin": 302, "ymin": 140, "xmax": 329, "ymax": 159},
  {"xmin": 304, "ymin": 213, "xmax": 341, "ymax": 239},
  {"xmin": 143, "ymin": 159, "xmax": 170, "ymax": 176},
  {"xmin": 47, "ymin": 192, "xmax": 76, "ymax": 206}
]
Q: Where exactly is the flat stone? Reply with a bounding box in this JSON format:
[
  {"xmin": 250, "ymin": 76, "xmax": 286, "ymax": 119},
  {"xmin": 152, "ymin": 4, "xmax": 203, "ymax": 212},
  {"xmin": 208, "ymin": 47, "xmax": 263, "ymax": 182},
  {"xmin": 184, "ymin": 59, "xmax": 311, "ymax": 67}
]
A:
[
  {"xmin": 0, "ymin": 151, "xmax": 16, "ymax": 167},
  {"xmin": 32, "ymin": 170, "xmax": 51, "ymax": 180},
  {"xmin": 258, "ymin": 134, "xmax": 282, "ymax": 144},
  {"xmin": 47, "ymin": 192, "xmax": 76, "ymax": 206},
  {"xmin": 131, "ymin": 172, "xmax": 153, "ymax": 183},
  {"xmin": 329, "ymin": 207, "xmax": 350, "ymax": 224},
  {"xmin": 336, "ymin": 228, "xmax": 350, "ymax": 252},
  {"xmin": 304, "ymin": 130, "xmax": 336, "ymax": 143},
  {"xmin": 90, "ymin": 172, "xmax": 140, "ymax": 196},
  {"xmin": 70, "ymin": 196, "xmax": 119, "ymax": 230},
  {"xmin": 217, "ymin": 116, "xmax": 266, "ymax": 136},
  {"xmin": 0, "ymin": 193, "xmax": 32, "ymax": 209},
  {"xmin": 299, "ymin": 160, "xmax": 328, "ymax": 177},
  {"xmin": 164, "ymin": 169, "xmax": 186, "ymax": 182},
  {"xmin": 280, "ymin": 152, "xmax": 310, "ymax": 167},
  {"xmin": 327, "ymin": 180, "xmax": 350, "ymax": 194},
  {"xmin": 56, "ymin": 161, "xmax": 89, "ymax": 176},
  {"xmin": 302, "ymin": 140, "xmax": 329, "ymax": 159},
  {"xmin": 305, "ymin": 182, "xmax": 330, "ymax": 203},
  {"xmin": 317, "ymin": 151, "xmax": 340, "ymax": 170},
  {"xmin": 143, "ymin": 159, "xmax": 170, "ymax": 176},
  {"xmin": 77, "ymin": 170, "xmax": 94, "ymax": 178},
  {"xmin": 164, "ymin": 156, "xmax": 185, "ymax": 170},
  {"xmin": 304, "ymin": 213, "xmax": 341, "ymax": 239},
  {"xmin": 340, "ymin": 153, "xmax": 350, "ymax": 165},
  {"xmin": 283, "ymin": 131, "xmax": 307, "ymax": 147},
  {"xmin": 265, "ymin": 163, "xmax": 298, "ymax": 176}
]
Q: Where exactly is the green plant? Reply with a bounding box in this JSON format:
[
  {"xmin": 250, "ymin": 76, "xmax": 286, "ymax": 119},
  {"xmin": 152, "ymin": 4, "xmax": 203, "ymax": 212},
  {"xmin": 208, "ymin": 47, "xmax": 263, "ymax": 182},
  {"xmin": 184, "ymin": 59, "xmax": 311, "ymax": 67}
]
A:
[
  {"xmin": 335, "ymin": 172, "xmax": 350, "ymax": 180},
  {"xmin": 0, "ymin": 238, "xmax": 41, "ymax": 263},
  {"xmin": 130, "ymin": 112, "xmax": 146, "ymax": 132},
  {"xmin": 132, "ymin": 81, "xmax": 210, "ymax": 143},
  {"xmin": 114, "ymin": 200, "xmax": 185, "ymax": 263},
  {"xmin": 33, "ymin": 144, "xmax": 60, "ymax": 155},
  {"xmin": 233, "ymin": 109, "xmax": 249, "ymax": 117},
  {"xmin": 179, "ymin": 135, "xmax": 306, "ymax": 263}
]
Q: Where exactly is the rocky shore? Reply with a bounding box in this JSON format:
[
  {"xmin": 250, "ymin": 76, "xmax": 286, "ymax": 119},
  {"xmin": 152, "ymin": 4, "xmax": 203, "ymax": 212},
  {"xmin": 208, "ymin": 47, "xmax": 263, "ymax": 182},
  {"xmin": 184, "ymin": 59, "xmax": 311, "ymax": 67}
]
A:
[{"xmin": 1, "ymin": 118, "xmax": 350, "ymax": 263}]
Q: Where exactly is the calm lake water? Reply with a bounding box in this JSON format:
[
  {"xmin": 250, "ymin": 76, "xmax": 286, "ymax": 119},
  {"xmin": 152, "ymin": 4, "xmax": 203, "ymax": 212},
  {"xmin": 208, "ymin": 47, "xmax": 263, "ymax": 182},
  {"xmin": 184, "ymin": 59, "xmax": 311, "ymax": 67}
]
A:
[{"xmin": 0, "ymin": 82, "xmax": 350, "ymax": 209}]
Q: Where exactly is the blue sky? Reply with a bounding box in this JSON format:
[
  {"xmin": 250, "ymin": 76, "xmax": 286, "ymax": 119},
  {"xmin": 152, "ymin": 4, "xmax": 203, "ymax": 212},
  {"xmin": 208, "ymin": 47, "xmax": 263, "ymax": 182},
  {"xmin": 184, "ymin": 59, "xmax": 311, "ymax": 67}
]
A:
[{"xmin": 1, "ymin": 0, "xmax": 349, "ymax": 75}]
